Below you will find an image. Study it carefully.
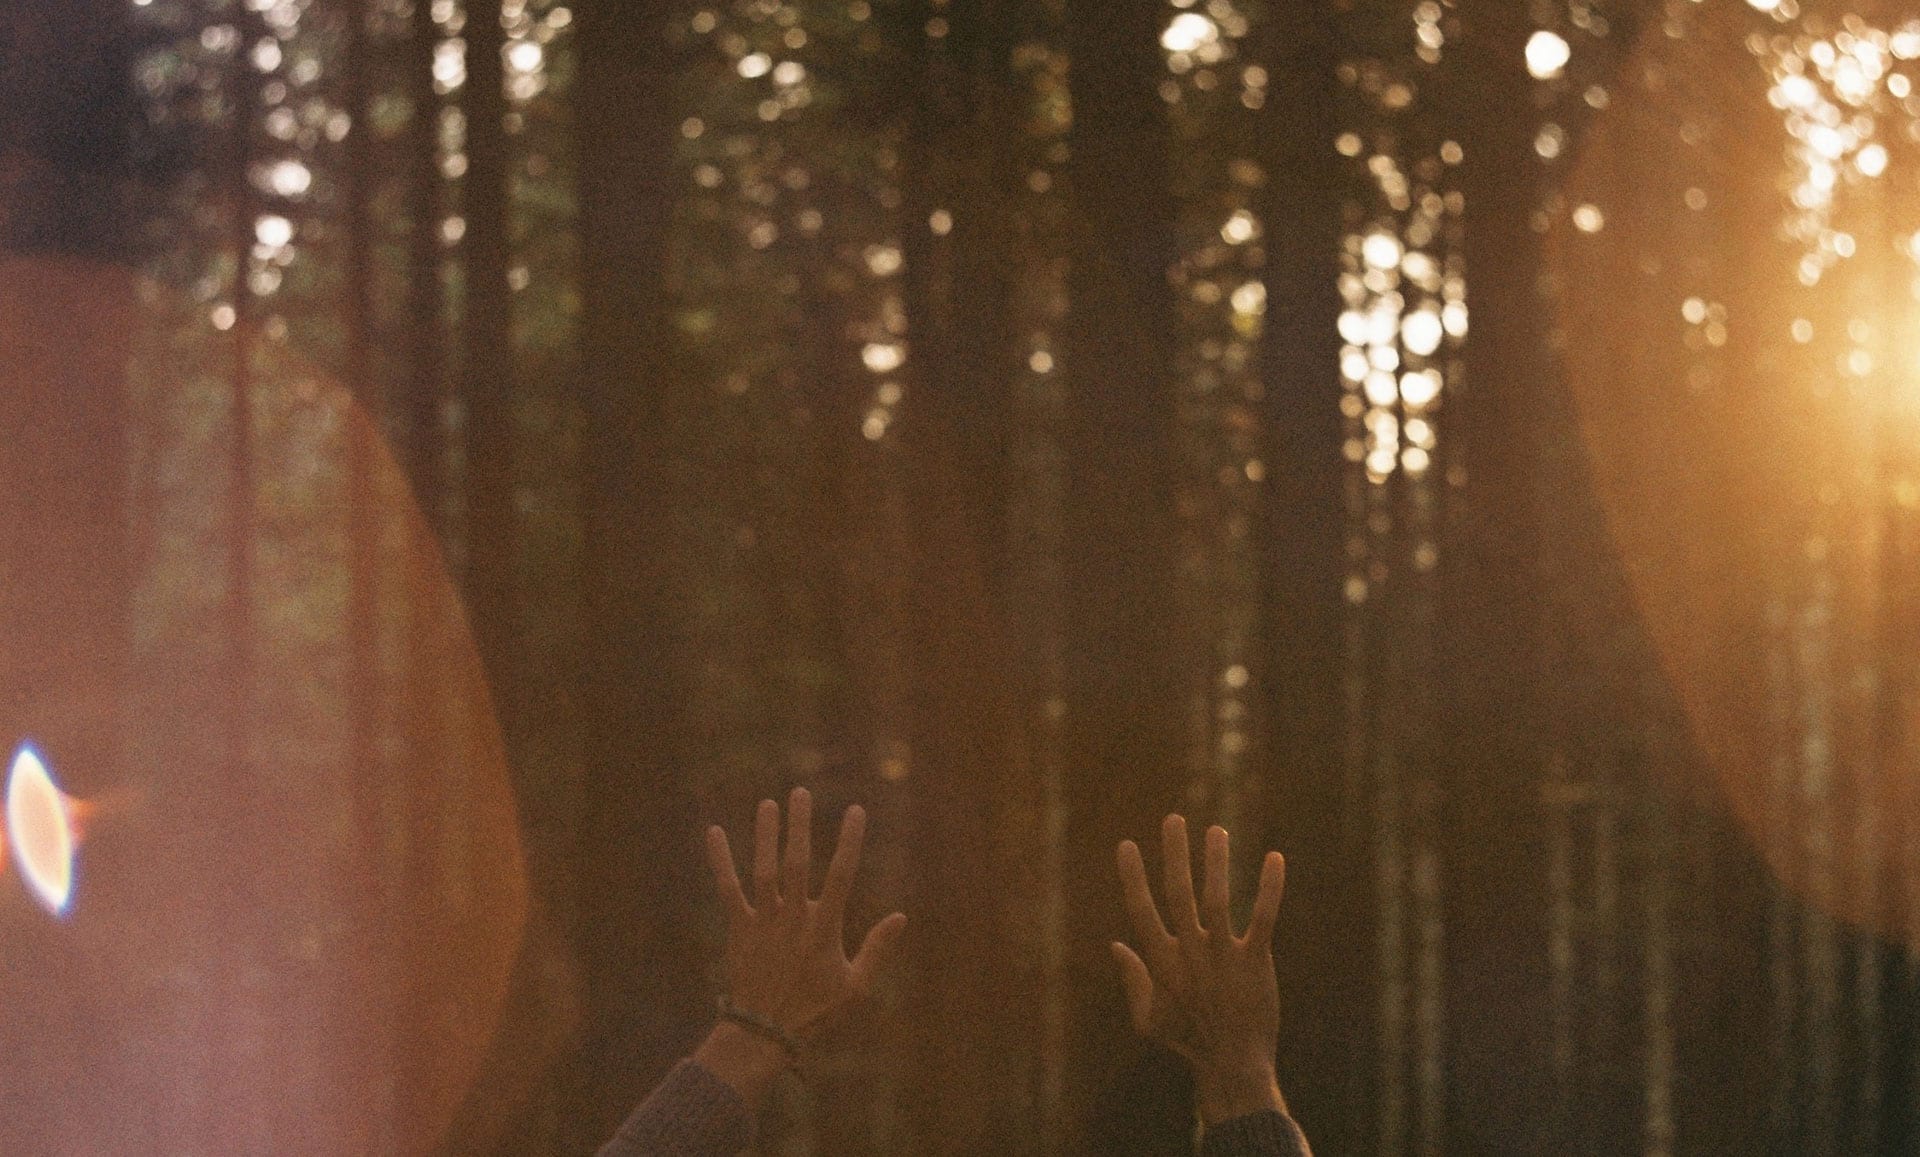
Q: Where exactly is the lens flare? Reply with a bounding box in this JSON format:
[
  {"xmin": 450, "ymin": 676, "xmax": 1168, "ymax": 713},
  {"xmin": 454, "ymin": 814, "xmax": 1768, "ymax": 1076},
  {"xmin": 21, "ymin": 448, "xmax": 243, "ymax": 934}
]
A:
[{"xmin": 7, "ymin": 745, "xmax": 76, "ymax": 916}]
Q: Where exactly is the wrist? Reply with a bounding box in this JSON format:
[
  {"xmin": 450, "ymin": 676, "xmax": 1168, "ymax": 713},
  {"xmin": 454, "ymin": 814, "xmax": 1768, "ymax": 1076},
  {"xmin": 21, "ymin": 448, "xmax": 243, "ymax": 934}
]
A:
[
  {"xmin": 1193, "ymin": 1058, "xmax": 1285, "ymax": 1126},
  {"xmin": 693, "ymin": 1021, "xmax": 790, "ymax": 1111},
  {"xmin": 717, "ymin": 994, "xmax": 806, "ymax": 1056}
]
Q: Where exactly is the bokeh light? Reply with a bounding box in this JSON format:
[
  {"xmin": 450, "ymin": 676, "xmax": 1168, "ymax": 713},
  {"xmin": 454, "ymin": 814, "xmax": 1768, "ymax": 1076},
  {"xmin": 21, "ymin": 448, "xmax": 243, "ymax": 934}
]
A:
[{"xmin": 1526, "ymin": 30, "xmax": 1572, "ymax": 80}]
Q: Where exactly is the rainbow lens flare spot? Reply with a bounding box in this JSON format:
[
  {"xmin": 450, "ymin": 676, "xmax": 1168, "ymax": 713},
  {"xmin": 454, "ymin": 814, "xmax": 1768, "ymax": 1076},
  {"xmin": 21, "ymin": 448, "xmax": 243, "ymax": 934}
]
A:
[{"xmin": 7, "ymin": 745, "xmax": 75, "ymax": 917}]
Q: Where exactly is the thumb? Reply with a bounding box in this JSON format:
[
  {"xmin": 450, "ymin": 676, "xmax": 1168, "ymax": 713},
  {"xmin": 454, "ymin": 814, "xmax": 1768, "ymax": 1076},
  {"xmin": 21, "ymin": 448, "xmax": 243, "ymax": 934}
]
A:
[
  {"xmin": 1110, "ymin": 941, "xmax": 1155, "ymax": 1035},
  {"xmin": 848, "ymin": 911, "xmax": 909, "ymax": 994}
]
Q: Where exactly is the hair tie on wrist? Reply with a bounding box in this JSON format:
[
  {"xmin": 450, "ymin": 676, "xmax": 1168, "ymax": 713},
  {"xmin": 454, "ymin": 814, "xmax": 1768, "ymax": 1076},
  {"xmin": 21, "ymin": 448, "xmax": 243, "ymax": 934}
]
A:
[{"xmin": 716, "ymin": 995, "xmax": 803, "ymax": 1060}]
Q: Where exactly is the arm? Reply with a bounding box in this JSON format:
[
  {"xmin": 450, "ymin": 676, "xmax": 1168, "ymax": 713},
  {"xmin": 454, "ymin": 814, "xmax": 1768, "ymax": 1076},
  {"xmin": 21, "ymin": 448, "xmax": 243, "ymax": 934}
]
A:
[
  {"xmin": 1112, "ymin": 815, "xmax": 1313, "ymax": 1157},
  {"xmin": 596, "ymin": 1056, "xmax": 756, "ymax": 1157},
  {"xmin": 600, "ymin": 788, "xmax": 908, "ymax": 1157}
]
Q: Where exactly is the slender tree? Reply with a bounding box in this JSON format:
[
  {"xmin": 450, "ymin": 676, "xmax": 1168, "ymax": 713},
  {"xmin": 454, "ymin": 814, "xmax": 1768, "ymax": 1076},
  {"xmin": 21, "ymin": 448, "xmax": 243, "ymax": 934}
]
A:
[
  {"xmin": 1059, "ymin": 0, "xmax": 1190, "ymax": 1148},
  {"xmin": 398, "ymin": 0, "xmax": 453, "ymax": 1142},
  {"xmin": 342, "ymin": 0, "xmax": 397, "ymax": 1142},
  {"xmin": 1440, "ymin": 3, "xmax": 1555, "ymax": 1150},
  {"xmin": 217, "ymin": 1, "xmax": 268, "ymax": 1147},
  {"xmin": 892, "ymin": 2, "xmax": 1037, "ymax": 1148},
  {"xmin": 1251, "ymin": 1, "xmax": 1360, "ymax": 1150},
  {"xmin": 564, "ymin": 1, "xmax": 706, "ymax": 1150},
  {"xmin": 461, "ymin": 1, "xmax": 518, "ymax": 724},
  {"xmin": 404, "ymin": 0, "xmax": 449, "ymax": 530},
  {"xmin": 433, "ymin": 0, "xmax": 580, "ymax": 1147}
]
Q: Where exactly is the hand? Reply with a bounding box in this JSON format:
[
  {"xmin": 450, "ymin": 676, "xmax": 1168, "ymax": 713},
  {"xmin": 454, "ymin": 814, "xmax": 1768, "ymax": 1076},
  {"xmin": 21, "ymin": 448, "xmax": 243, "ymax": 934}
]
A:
[
  {"xmin": 706, "ymin": 786, "xmax": 908, "ymax": 1041},
  {"xmin": 1112, "ymin": 814, "xmax": 1288, "ymax": 1126}
]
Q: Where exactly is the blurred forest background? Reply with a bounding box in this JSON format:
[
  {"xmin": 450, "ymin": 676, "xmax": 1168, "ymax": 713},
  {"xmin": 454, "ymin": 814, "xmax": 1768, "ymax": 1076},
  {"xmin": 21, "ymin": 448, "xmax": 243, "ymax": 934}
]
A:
[{"xmin": 8, "ymin": 0, "xmax": 1920, "ymax": 1153}]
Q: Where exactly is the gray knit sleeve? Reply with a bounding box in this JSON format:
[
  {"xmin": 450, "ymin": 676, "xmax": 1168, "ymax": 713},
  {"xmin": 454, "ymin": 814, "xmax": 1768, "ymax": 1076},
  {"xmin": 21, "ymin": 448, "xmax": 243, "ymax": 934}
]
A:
[
  {"xmin": 597, "ymin": 1060, "xmax": 756, "ymax": 1157},
  {"xmin": 1199, "ymin": 1110, "xmax": 1313, "ymax": 1157}
]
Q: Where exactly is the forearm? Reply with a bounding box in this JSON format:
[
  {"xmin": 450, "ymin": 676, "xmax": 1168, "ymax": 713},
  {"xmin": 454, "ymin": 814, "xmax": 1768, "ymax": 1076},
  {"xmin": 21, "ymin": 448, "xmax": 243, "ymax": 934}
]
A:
[
  {"xmin": 692, "ymin": 1021, "xmax": 791, "ymax": 1109},
  {"xmin": 597, "ymin": 1025, "xmax": 786, "ymax": 1157},
  {"xmin": 597, "ymin": 1057, "xmax": 753, "ymax": 1157},
  {"xmin": 1195, "ymin": 1059, "xmax": 1287, "ymax": 1125},
  {"xmin": 1196, "ymin": 1064, "xmax": 1311, "ymax": 1157},
  {"xmin": 1200, "ymin": 1108, "xmax": 1313, "ymax": 1157}
]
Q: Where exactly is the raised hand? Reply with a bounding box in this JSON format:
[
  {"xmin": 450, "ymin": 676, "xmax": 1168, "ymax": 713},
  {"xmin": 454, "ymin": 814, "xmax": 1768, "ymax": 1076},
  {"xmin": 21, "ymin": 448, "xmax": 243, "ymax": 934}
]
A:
[
  {"xmin": 705, "ymin": 787, "xmax": 908, "ymax": 1041},
  {"xmin": 1113, "ymin": 814, "xmax": 1289, "ymax": 1125}
]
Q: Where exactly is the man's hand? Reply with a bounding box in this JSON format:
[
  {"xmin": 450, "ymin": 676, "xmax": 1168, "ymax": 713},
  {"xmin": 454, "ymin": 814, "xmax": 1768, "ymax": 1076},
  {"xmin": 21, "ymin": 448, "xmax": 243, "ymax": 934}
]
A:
[
  {"xmin": 1112, "ymin": 814, "xmax": 1288, "ymax": 1126},
  {"xmin": 707, "ymin": 786, "xmax": 908, "ymax": 1041}
]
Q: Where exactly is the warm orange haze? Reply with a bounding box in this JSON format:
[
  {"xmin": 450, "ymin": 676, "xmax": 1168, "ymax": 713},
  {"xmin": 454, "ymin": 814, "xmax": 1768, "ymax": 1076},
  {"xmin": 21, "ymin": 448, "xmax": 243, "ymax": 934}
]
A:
[
  {"xmin": 0, "ymin": 257, "xmax": 534, "ymax": 1153},
  {"xmin": 12, "ymin": 0, "xmax": 1920, "ymax": 1152},
  {"xmin": 1556, "ymin": 1, "xmax": 1920, "ymax": 956}
]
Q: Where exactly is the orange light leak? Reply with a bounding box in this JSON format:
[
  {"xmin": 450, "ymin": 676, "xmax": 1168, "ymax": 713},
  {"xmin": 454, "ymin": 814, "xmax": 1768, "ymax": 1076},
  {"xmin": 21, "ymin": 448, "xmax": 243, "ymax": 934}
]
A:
[{"xmin": 6, "ymin": 745, "xmax": 77, "ymax": 917}]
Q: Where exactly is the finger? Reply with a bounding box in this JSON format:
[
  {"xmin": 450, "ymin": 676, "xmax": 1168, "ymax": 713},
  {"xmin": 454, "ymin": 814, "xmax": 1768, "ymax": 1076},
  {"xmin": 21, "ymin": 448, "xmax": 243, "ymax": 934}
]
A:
[
  {"xmin": 1242, "ymin": 850, "xmax": 1287, "ymax": 950},
  {"xmin": 705, "ymin": 824, "xmax": 752, "ymax": 921},
  {"xmin": 1116, "ymin": 839, "xmax": 1178, "ymax": 975},
  {"xmin": 752, "ymin": 798, "xmax": 780, "ymax": 910},
  {"xmin": 783, "ymin": 786, "xmax": 813, "ymax": 904},
  {"xmin": 1161, "ymin": 813, "xmax": 1202, "ymax": 935},
  {"xmin": 819, "ymin": 804, "xmax": 868, "ymax": 929},
  {"xmin": 1110, "ymin": 941, "xmax": 1156, "ymax": 1035},
  {"xmin": 848, "ymin": 911, "xmax": 908, "ymax": 994},
  {"xmin": 1201, "ymin": 824, "xmax": 1232, "ymax": 938}
]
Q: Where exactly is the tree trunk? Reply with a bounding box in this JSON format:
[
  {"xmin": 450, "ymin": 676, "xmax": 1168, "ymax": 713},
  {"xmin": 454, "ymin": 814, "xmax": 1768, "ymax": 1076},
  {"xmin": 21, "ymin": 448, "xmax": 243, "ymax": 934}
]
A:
[
  {"xmin": 460, "ymin": 0, "xmax": 517, "ymax": 739},
  {"xmin": 895, "ymin": 3, "xmax": 1031, "ymax": 1149},
  {"xmin": 1442, "ymin": 5, "xmax": 1554, "ymax": 1151},
  {"xmin": 442, "ymin": 4, "xmax": 571, "ymax": 1150},
  {"xmin": 564, "ymin": 1, "xmax": 702, "ymax": 1150},
  {"xmin": 1252, "ymin": 2, "xmax": 1360, "ymax": 1150},
  {"xmin": 1060, "ymin": 0, "xmax": 1190, "ymax": 1148}
]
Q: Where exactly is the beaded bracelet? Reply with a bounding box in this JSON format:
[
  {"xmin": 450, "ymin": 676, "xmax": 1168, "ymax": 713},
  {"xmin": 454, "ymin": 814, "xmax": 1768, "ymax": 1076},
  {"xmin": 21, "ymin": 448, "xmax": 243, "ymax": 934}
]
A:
[{"xmin": 716, "ymin": 995, "xmax": 803, "ymax": 1061}]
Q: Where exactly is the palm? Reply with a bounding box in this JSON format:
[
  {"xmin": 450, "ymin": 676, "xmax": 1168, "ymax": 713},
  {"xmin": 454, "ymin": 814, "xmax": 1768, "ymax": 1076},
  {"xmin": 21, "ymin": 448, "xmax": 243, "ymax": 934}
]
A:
[
  {"xmin": 707, "ymin": 790, "xmax": 907, "ymax": 1038},
  {"xmin": 1112, "ymin": 815, "xmax": 1287, "ymax": 1110},
  {"xmin": 1128, "ymin": 930, "xmax": 1279, "ymax": 1066}
]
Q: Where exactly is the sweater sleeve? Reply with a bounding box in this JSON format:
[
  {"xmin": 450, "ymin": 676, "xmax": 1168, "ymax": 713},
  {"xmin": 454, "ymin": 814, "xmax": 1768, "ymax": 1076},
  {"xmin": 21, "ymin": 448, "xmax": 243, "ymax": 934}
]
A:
[
  {"xmin": 1199, "ymin": 1110, "xmax": 1313, "ymax": 1157},
  {"xmin": 597, "ymin": 1060, "xmax": 756, "ymax": 1157}
]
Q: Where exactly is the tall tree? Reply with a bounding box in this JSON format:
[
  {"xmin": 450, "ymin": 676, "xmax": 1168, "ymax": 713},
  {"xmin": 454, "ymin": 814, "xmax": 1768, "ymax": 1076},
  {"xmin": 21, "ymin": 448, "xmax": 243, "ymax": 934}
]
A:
[
  {"xmin": 461, "ymin": 2, "xmax": 518, "ymax": 727},
  {"xmin": 1252, "ymin": 0, "xmax": 1361, "ymax": 1150},
  {"xmin": 892, "ymin": 3, "xmax": 1041, "ymax": 1150},
  {"xmin": 1059, "ymin": 0, "xmax": 1190, "ymax": 1148},
  {"xmin": 404, "ymin": 0, "xmax": 450, "ymax": 530},
  {"xmin": 440, "ymin": 2, "xmax": 577, "ymax": 1150},
  {"xmin": 564, "ymin": 1, "xmax": 706, "ymax": 1150},
  {"xmin": 342, "ymin": 0, "xmax": 397, "ymax": 1141},
  {"xmin": 1441, "ymin": 3, "xmax": 1555, "ymax": 1150},
  {"xmin": 215, "ymin": 1, "xmax": 268, "ymax": 1148}
]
